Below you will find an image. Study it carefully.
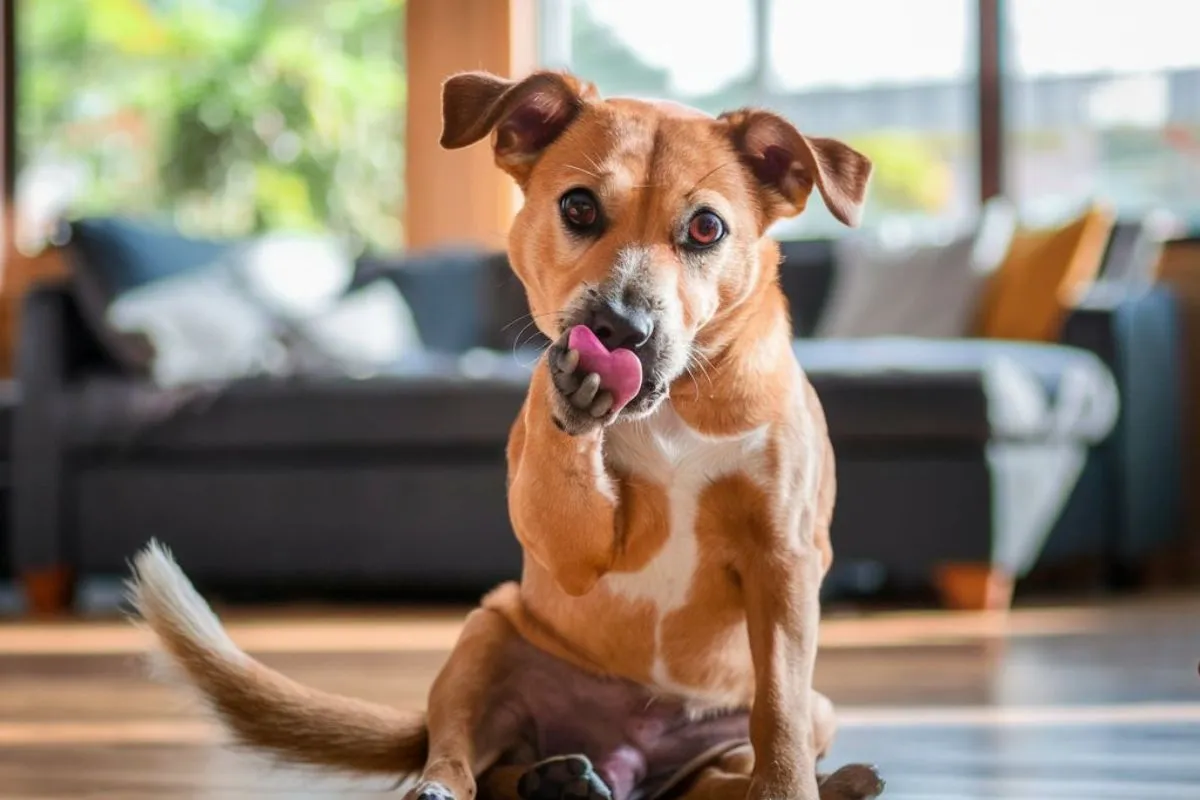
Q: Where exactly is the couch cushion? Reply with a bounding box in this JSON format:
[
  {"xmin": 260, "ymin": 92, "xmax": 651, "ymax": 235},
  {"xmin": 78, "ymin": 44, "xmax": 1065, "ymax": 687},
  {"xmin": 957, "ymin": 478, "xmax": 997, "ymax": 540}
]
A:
[
  {"xmin": 105, "ymin": 260, "xmax": 289, "ymax": 387},
  {"xmin": 64, "ymin": 338, "xmax": 1119, "ymax": 454},
  {"xmin": 776, "ymin": 239, "xmax": 836, "ymax": 338},
  {"xmin": 797, "ymin": 338, "xmax": 1119, "ymax": 446},
  {"xmin": 354, "ymin": 249, "xmax": 538, "ymax": 355},
  {"xmin": 70, "ymin": 217, "xmax": 234, "ymax": 295},
  {"xmin": 815, "ymin": 198, "xmax": 1016, "ymax": 339},
  {"xmin": 66, "ymin": 217, "xmax": 239, "ymax": 375},
  {"xmin": 63, "ymin": 352, "xmax": 531, "ymax": 453},
  {"xmin": 975, "ymin": 204, "xmax": 1115, "ymax": 341}
]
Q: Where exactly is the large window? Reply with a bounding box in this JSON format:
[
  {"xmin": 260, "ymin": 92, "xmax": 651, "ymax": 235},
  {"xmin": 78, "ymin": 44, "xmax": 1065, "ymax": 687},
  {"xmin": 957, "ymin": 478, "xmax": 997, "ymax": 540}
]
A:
[
  {"xmin": 1005, "ymin": 0, "xmax": 1200, "ymax": 226},
  {"xmin": 538, "ymin": 0, "xmax": 977, "ymax": 239},
  {"xmin": 15, "ymin": 0, "xmax": 406, "ymax": 254}
]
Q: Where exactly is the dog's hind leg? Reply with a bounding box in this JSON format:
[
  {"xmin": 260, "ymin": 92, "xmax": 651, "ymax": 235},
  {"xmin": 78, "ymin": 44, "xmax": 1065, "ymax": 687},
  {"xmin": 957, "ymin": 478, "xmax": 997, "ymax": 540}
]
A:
[{"xmin": 408, "ymin": 607, "xmax": 528, "ymax": 800}]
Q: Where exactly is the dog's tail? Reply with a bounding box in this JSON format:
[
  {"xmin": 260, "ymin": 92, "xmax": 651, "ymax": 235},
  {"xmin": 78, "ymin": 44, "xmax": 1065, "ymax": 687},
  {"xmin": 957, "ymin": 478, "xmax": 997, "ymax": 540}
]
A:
[{"xmin": 127, "ymin": 541, "xmax": 428, "ymax": 777}]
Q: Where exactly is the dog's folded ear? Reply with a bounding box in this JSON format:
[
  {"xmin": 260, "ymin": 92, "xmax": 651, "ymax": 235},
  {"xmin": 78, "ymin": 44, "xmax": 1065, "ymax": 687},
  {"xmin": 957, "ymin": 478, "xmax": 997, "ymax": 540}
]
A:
[
  {"xmin": 721, "ymin": 109, "xmax": 872, "ymax": 227},
  {"xmin": 441, "ymin": 70, "xmax": 593, "ymax": 183}
]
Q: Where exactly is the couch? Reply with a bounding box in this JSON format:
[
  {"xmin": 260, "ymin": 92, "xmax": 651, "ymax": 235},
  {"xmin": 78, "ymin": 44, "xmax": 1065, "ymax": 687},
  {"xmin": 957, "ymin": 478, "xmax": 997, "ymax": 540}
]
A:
[{"xmin": 8, "ymin": 216, "xmax": 1182, "ymax": 612}]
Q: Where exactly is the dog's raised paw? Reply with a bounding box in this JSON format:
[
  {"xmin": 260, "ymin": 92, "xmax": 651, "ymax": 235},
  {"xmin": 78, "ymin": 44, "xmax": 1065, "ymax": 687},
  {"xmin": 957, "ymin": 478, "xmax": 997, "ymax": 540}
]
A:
[
  {"xmin": 819, "ymin": 763, "xmax": 885, "ymax": 799},
  {"xmin": 547, "ymin": 337, "xmax": 619, "ymax": 435},
  {"xmin": 517, "ymin": 755, "xmax": 612, "ymax": 800}
]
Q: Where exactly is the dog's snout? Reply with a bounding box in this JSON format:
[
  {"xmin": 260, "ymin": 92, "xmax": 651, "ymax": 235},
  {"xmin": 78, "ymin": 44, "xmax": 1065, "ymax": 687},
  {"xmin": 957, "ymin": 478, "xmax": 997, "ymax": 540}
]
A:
[{"xmin": 590, "ymin": 303, "xmax": 654, "ymax": 351}]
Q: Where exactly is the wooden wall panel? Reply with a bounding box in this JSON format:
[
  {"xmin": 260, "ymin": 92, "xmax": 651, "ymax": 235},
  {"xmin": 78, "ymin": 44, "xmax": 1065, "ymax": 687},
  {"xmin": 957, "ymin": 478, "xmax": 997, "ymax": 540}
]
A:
[{"xmin": 404, "ymin": 0, "xmax": 536, "ymax": 252}]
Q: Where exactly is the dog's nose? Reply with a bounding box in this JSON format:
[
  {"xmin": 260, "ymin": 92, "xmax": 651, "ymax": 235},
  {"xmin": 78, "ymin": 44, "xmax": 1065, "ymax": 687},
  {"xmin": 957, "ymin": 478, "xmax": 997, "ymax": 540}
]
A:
[{"xmin": 589, "ymin": 303, "xmax": 654, "ymax": 351}]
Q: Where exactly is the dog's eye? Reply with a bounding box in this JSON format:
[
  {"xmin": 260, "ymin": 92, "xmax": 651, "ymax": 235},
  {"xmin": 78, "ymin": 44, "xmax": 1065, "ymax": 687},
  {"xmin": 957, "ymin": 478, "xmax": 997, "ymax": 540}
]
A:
[
  {"xmin": 559, "ymin": 189, "xmax": 601, "ymax": 234},
  {"xmin": 685, "ymin": 210, "xmax": 726, "ymax": 248}
]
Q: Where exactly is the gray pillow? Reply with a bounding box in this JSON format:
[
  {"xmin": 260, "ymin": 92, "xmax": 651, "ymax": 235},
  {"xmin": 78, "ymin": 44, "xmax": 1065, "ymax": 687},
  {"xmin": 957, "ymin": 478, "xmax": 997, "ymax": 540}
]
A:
[{"xmin": 816, "ymin": 200, "xmax": 1017, "ymax": 339}]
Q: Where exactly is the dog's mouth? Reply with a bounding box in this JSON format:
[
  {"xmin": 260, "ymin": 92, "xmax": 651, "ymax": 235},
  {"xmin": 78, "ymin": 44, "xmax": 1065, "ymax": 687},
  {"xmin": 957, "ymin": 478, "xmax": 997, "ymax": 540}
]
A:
[
  {"xmin": 559, "ymin": 309, "xmax": 679, "ymax": 419},
  {"xmin": 622, "ymin": 378, "xmax": 670, "ymax": 417}
]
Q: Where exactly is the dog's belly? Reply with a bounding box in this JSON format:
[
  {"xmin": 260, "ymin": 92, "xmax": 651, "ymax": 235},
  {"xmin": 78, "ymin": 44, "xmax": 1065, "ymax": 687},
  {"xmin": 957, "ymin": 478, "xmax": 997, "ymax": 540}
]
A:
[{"xmin": 494, "ymin": 631, "xmax": 750, "ymax": 800}]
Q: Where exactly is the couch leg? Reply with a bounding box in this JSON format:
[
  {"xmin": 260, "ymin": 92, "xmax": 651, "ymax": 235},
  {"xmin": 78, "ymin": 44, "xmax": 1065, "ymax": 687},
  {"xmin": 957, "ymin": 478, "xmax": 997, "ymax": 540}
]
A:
[
  {"xmin": 20, "ymin": 567, "xmax": 74, "ymax": 615},
  {"xmin": 934, "ymin": 563, "xmax": 1013, "ymax": 611}
]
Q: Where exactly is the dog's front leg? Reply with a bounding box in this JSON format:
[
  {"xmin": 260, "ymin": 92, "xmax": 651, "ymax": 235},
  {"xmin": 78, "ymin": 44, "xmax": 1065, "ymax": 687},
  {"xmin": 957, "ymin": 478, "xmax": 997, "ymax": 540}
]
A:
[
  {"xmin": 507, "ymin": 348, "xmax": 622, "ymax": 596},
  {"xmin": 742, "ymin": 541, "xmax": 824, "ymax": 800}
]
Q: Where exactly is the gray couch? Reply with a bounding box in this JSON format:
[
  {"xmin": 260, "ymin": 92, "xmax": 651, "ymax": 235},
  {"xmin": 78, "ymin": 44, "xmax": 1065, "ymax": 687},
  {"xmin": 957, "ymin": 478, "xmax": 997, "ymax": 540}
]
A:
[{"xmin": 8, "ymin": 217, "xmax": 1183, "ymax": 611}]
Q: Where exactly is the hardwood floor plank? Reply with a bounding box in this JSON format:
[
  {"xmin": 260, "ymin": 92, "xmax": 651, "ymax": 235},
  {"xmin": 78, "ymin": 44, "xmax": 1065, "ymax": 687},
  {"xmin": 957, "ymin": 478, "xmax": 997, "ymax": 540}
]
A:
[{"xmin": 1, "ymin": 596, "xmax": 1197, "ymax": 798}]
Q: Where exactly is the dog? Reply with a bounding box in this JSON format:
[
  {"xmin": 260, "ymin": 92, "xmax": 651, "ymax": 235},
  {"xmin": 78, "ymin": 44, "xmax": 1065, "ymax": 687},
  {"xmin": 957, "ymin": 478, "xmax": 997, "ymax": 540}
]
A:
[{"xmin": 128, "ymin": 70, "xmax": 882, "ymax": 800}]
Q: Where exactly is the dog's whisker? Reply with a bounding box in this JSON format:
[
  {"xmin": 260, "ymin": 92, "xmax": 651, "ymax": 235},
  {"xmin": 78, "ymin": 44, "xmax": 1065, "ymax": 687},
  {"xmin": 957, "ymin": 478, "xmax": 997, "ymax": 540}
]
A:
[
  {"xmin": 688, "ymin": 160, "xmax": 741, "ymax": 194},
  {"xmin": 502, "ymin": 310, "xmax": 558, "ymax": 332},
  {"xmin": 582, "ymin": 152, "xmax": 605, "ymax": 175},
  {"xmin": 515, "ymin": 340, "xmax": 553, "ymax": 370},
  {"xmin": 512, "ymin": 321, "xmax": 550, "ymax": 354},
  {"xmin": 688, "ymin": 350, "xmax": 715, "ymax": 389},
  {"xmin": 564, "ymin": 164, "xmax": 602, "ymax": 179},
  {"xmin": 501, "ymin": 313, "xmax": 533, "ymax": 332}
]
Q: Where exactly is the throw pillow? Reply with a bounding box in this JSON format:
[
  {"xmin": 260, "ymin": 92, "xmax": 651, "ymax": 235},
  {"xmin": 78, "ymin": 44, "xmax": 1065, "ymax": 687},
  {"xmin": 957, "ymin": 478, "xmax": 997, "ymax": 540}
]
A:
[
  {"xmin": 353, "ymin": 248, "xmax": 491, "ymax": 353},
  {"xmin": 294, "ymin": 280, "xmax": 423, "ymax": 375},
  {"xmin": 975, "ymin": 204, "xmax": 1115, "ymax": 342},
  {"xmin": 231, "ymin": 232, "xmax": 357, "ymax": 317},
  {"xmin": 815, "ymin": 198, "xmax": 1017, "ymax": 339},
  {"xmin": 67, "ymin": 217, "xmax": 236, "ymax": 375},
  {"xmin": 105, "ymin": 260, "xmax": 288, "ymax": 388},
  {"xmin": 226, "ymin": 233, "xmax": 422, "ymax": 373}
]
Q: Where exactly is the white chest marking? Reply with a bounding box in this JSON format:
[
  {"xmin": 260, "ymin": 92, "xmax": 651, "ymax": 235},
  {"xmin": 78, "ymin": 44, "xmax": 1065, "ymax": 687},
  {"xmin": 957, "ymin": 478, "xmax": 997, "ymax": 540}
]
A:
[{"xmin": 602, "ymin": 404, "xmax": 769, "ymax": 687}]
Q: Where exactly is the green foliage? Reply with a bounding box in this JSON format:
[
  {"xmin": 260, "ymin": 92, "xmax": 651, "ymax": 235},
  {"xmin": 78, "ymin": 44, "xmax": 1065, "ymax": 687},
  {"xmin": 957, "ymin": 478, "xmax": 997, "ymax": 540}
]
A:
[
  {"xmin": 19, "ymin": 0, "xmax": 406, "ymax": 249},
  {"xmin": 847, "ymin": 131, "xmax": 953, "ymax": 214}
]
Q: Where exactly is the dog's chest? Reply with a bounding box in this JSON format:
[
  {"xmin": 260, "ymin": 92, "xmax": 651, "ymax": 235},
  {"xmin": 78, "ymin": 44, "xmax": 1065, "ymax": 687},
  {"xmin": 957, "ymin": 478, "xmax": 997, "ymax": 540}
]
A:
[{"xmin": 601, "ymin": 405, "xmax": 769, "ymax": 689}]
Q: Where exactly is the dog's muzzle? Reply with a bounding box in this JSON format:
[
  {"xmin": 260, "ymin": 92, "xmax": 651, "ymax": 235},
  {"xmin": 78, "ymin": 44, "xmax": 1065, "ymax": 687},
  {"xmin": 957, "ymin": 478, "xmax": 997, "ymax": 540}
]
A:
[{"xmin": 567, "ymin": 298, "xmax": 670, "ymax": 413}]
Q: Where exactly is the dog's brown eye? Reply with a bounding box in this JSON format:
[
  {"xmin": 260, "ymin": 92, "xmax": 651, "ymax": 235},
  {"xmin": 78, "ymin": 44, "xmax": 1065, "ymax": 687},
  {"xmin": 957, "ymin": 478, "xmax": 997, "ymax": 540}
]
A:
[
  {"xmin": 686, "ymin": 210, "xmax": 725, "ymax": 248},
  {"xmin": 560, "ymin": 189, "xmax": 601, "ymax": 234}
]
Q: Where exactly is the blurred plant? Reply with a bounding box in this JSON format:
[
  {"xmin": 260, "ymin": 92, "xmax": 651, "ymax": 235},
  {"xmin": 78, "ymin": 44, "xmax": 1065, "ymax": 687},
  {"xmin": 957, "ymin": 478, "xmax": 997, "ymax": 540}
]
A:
[
  {"xmin": 847, "ymin": 131, "xmax": 954, "ymax": 214},
  {"xmin": 18, "ymin": 0, "xmax": 406, "ymax": 249}
]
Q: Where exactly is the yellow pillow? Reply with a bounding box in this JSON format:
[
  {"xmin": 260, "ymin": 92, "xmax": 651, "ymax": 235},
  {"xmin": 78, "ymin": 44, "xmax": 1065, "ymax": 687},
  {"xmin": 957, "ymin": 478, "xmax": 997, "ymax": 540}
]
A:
[{"xmin": 976, "ymin": 205, "xmax": 1114, "ymax": 342}]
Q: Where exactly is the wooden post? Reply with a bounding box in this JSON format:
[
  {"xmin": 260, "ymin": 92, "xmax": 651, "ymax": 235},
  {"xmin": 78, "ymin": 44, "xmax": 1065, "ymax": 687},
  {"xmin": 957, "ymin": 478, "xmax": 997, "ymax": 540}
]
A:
[{"xmin": 404, "ymin": 0, "xmax": 537, "ymax": 251}]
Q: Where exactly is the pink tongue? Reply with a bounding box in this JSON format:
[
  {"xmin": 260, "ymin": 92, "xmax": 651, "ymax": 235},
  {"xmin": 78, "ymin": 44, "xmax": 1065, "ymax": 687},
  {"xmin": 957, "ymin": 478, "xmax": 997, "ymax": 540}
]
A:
[{"xmin": 568, "ymin": 324, "xmax": 644, "ymax": 412}]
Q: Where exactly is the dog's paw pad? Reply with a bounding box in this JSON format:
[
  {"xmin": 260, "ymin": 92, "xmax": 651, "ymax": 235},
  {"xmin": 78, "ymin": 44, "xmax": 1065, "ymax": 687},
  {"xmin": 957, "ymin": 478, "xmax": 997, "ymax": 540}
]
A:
[
  {"xmin": 819, "ymin": 764, "xmax": 885, "ymax": 799},
  {"xmin": 412, "ymin": 781, "xmax": 456, "ymax": 800},
  {"xmin": 517, "ymin": 755, "xmax": 611, "ymax": 800}
]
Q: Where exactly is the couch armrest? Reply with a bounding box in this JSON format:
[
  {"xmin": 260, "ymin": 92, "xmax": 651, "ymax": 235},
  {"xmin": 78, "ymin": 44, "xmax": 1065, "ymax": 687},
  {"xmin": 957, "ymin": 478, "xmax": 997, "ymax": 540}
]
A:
[
  {"xmin": 11, "ymin": 286, "xmax": 71, "ymax": 576},
  {"xmin": 1060, "ymin": 280, "xmax": 1183, "ymax": 569}
]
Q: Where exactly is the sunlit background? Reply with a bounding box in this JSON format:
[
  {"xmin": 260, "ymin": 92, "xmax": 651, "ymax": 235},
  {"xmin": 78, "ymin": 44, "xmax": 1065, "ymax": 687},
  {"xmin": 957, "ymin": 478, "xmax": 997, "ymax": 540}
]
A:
[{"xmin": 16, "ymin": 0, "xmax": 1200, "ymax": 252}]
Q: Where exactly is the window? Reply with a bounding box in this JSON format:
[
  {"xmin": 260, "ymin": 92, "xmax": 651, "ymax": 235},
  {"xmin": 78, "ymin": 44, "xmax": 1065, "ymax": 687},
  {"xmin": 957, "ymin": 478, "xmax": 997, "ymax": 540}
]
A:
[
  {"xmin": 15, "ymin": 0, "xmax": 406, "ymax": 254},
  {"xmin": 537, "ymin": 0, "xmax": 977, "ymax": 239},
  {"xmin": 1005, "ymin": 0, "xmax": 1200, "ymax": 226}
]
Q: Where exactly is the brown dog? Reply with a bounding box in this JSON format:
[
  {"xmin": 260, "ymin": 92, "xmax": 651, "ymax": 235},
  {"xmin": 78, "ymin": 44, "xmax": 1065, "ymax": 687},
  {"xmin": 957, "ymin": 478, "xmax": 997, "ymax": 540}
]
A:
[{"xmin": 129, "ymin": 70, "xmax": 881, "ymax": 800}]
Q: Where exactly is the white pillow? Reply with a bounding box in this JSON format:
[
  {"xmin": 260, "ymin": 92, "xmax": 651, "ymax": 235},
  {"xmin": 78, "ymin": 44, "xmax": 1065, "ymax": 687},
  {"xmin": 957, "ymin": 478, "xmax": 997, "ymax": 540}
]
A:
[
  {"xmin": 229, "ymin": 232, "xmax": 422, "ymax": 371},
  {"xmin": 231, "ymin": 232, "xmax": 356, "ymax": 317},
  {"xmin": 295, "ymin": 280, "xmax": 423, "ymax": 375},
  {"xmin": 107, "ymin": 232, "xmax": 424, "ymax": 384},
  {"xmin": 816, "ymin": 199, "xmax": 1017, "ymax": 339},
  {"xmin": 106, "ymin": 263, "xmax": 288, "ymax": 387}
]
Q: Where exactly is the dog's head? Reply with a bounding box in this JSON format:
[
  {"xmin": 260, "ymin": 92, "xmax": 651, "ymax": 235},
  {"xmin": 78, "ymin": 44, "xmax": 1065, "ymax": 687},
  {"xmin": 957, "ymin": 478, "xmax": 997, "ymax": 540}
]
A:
[{"xmin": 441, "ymin": 70, "xmax": 871, "ymax": 418}]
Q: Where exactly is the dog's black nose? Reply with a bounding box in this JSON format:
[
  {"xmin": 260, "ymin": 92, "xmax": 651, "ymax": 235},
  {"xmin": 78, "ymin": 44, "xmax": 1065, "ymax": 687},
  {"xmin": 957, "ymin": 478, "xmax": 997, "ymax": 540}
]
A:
[{"xmin": 589, "ymin": 303, "xmax": 654, "ymax": 351}]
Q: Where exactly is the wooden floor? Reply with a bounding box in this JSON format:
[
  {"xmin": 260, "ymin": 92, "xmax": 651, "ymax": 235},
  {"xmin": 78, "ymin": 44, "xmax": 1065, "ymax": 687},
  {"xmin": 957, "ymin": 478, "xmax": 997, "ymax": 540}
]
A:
[{"xmin": 1, "ymin": 596, "xmax": 1199, "ymax": 798}]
